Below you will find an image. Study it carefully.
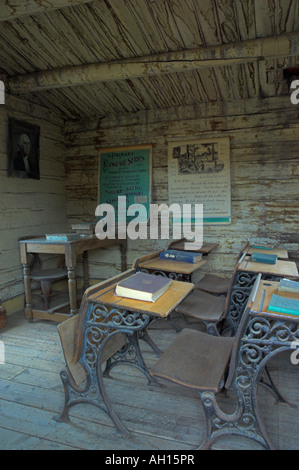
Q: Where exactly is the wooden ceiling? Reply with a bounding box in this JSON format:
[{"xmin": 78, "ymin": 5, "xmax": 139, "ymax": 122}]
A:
[{"xmin": 1, "ymin": 0, "xmax": 299, "ymax": 120}]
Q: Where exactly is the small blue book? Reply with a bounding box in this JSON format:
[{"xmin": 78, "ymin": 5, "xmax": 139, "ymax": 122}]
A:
[
  {"xmin": 250, "ymin": 252, "xmax": 277, "ymax": 264},
  {"xmin": 268, "ymin": 294, "xmax": 299, "ymax": 316},
  {"xmin": 160, "ymin": 249, "xmax": 202, "ymax": 264}
]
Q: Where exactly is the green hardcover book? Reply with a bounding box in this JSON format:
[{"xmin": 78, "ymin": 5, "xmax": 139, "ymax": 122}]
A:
[
  {"xmin": 268, "ymin": 294, "xmax": 299, "ymax": 316},
  {"xmin": 250, "ymin": 252, "xmax": 277, "ymax": 264}
]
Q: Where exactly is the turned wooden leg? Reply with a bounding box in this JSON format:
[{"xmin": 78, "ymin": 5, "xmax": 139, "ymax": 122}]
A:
[
  {"xmin": 23, "ymin": 263, "xmax": 33, "ymax": 322},
  {"xmin": 65, "ymin": 245, "xmax": 78, "ymax": 315},
  {"xmin": 82, "ymin": 250, "xmax": 89, "ymax": 292},
  {"xmin": 40, "ymin": 279, "xmax": 52, "ymax": 310}
]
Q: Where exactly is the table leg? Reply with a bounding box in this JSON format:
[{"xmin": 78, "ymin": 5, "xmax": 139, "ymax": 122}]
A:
[
  {"xmin": 23, "ymin": 263, "xmax": 33, "ymax": 322},
  {"xmin": 82, "ymin": 250, "xmax": 89, "ymax": 292},
  {"xmin": 65, "ymin": 245, "xmax": 78, "ymax": 315}
]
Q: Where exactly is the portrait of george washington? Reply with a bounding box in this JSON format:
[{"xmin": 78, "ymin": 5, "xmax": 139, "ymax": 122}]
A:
[{"xmin": 7, "ymin": 118, "xmax": 40, "ymax": 180}]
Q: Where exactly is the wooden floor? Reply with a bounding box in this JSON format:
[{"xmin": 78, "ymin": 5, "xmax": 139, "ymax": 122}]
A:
[{"xmin": 1, "ymin": 311, "xmax": 299, "ymax": 451}]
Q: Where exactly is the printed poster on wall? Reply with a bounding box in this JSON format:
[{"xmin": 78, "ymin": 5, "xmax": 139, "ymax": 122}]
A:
[
  {"xmin": 98, "ymin": 145, "xmax": 152, "ymax": 223},
  {"xmin": 168, "ymin": 137, "xmax": 231, "ymax": 224}
]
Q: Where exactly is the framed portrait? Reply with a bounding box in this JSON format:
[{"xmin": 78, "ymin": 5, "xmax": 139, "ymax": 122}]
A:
[{"xmin": 7, "ymin": 118, "xmax": 40, "ymax": 179}]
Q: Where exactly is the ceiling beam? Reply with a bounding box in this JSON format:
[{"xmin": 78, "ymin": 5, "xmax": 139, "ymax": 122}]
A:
[
  {"xmin": 8, "ymin": 31, "xmax": 299, "ymax": 94},
  {"xmin": 0, "ymin": 0, "xmax": 92, "ymax": 22}
]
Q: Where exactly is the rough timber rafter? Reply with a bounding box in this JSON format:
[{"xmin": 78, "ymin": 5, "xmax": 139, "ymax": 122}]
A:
[
  {"xmin": 0, "ymin": 0, "xmax": 92, "ymax": 22},
  {"xmin": 8, "ymin": 32, "xmax": 299, "ymax": 94}
]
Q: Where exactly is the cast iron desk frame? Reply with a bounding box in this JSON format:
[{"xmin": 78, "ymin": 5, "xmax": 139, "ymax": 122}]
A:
[
  {"xmin": 216, "ymin": 279, "xmax": 299, "ymax": 450},
  {"xmin": 56, "ymin": 269, "xmax": 194, "ymax": 435},
  {"xmin": 224, "ymin": 257, "xmax": 298, "ymax": 335},
  {"xmin": 19, "ymin": 236, "xmax": 127, "ymax": 322}
]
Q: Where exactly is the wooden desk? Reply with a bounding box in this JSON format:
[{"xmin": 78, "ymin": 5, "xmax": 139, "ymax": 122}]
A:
[
  {"xmin": 246, "ymin": 245, "xmax": 289, "ymax": 260},
  {"xmin": 19, "ymin": 236, "xmax": 127, "ymax": 322},
  {"xmin": 168, "ymin": 238, "xmax": 218, "ymax": 255},
  {"xmin": 239, "ymin": 257, "xmax": 298, "ymax": 277},
  {"xmin": 236, "ymin": 279, "xmax": 299, "ymax": 449},
  {"xmin": 134, "ymin": 250, "xmax": 207, "ymax": 282},
  {"xmin": 224, "ymin": 257, "xmax": 298, "ymax": 335},
  {"xmin": 57, "ymin": 269, "xmax": 194, "ymax": 435}
]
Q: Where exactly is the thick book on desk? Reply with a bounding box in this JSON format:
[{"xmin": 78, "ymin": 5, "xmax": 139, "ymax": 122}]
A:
[
  {"xmin": 278, "ymin": 278, "xmax": 299, "ymax": 294},
  {"xmin": 250, "ymin": 252, "xmax": 277, "ymax": 264},
  {"xmin": 160, "ymin": 249, "xmax": 202, "ymax": 264},
  {"xmin": 114, "ymin": 272, "xmax": 172, "ymax": 302},
  {"xmin": 268, "ymin": 293, "xmax": 299, "ymax": 316}
]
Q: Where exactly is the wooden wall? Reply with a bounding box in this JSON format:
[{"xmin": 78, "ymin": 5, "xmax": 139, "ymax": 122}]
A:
[
  {"xmin": 0, "ymin": 95, "xmax": 67, "ymax": 314},
  {"xmin": 64, "ymin": 94, "xmax": 299, "ymax": 281}
]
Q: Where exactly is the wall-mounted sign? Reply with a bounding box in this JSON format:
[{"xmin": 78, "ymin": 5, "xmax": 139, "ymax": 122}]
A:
[
  {"xmin": 168, "ymin": 137, "xmax": 231, "ymax": 224},
  {"xmin": 98, "ymin": 145, "xmax": 152, "ymax": 223}
]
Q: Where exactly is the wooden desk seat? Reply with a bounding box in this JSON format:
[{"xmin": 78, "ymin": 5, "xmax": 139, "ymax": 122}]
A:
[
  {"xmin": 176, "ymin": 289, "xmax": 226, "ymax": 325},
  {"xmin": 194, "ymin": 273, "xmax": 231, "ymax": 295},
  {"xmin": 192, "ymin": 242, "xmax": 250, "ymax": 297},
  {"xmin": 151, "ymin": 327, "xmax": 233, "ymax": 391}
]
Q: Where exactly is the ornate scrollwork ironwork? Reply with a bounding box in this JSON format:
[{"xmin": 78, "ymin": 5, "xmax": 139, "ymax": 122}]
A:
[
  {"xmin": 56, "ymin": 301, "xmax": 152, "ymax": 435},
  {"xmin": 136, "ymin": 266, "xmax": 190, "ymax": 282},
  {"xmin": 225, "ymin": 271, "xmax": 258, "ymax": 334}
]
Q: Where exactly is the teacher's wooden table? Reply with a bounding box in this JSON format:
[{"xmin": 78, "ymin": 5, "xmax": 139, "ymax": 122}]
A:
[{"xmin": 19, "ymin": 236, "xmax": 127, "ymax": 322}]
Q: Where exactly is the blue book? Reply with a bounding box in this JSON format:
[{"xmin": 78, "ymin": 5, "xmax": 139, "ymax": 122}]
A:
[
  {"xmin": 250, "ymin": 252, "xmax": 277, "ymax": 264},
  {"xmin": 268, "ymin": 294, "xmax": 299, "ymax": 316},
  {"xmin": 160, "ymin": 249, "xmax": 202, "ymax": 264}
]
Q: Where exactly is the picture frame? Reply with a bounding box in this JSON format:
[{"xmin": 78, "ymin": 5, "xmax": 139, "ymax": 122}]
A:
[{"xmin": 7, "ymin": 118, "xmax": 40, "ymax": 180}]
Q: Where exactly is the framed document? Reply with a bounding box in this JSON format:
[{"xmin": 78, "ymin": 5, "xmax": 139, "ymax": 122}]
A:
[
  {"xmin": 168, "ymin": 138, "xmax": 231, "ymax": 224},
  {"xmin": 98, "ymin": 145, "xmax": 152, "ymax": 223}
]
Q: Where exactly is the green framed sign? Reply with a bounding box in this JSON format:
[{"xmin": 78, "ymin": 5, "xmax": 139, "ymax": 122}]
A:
[{"xmin": 98, "ymin": 145, "xmax": 152, "ymax": 223}]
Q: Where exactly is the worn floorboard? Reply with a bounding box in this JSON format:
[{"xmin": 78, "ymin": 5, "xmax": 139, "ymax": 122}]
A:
[{"xmin": 0, "ymin": 311, "xmax": 299, "ymax": 451}]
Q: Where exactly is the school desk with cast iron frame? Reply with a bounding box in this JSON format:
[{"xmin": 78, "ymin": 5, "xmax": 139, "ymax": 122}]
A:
[
  {"xmin": 230, "ymin": 278, "xmax": 299, "ymax": 449},
  {"xmin": 55, "ymin": 269, "xmax": 194, "ymax": 435},
  {"xmin": 224, "ymin": 255, "xmax": 298, "ymax": 335}
]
